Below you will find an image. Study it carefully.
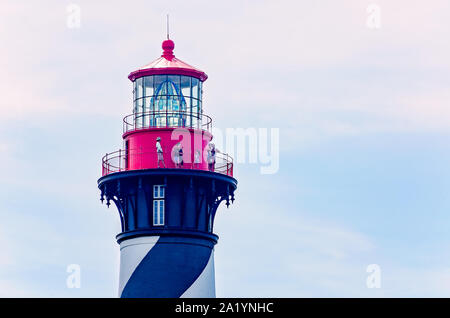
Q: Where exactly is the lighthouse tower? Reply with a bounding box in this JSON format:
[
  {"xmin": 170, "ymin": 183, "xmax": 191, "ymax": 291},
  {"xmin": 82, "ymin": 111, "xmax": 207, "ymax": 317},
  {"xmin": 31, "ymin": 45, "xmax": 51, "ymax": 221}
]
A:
[{"xmin": 97, "ymin": 37, "xmax": 237, "ymax": 298}]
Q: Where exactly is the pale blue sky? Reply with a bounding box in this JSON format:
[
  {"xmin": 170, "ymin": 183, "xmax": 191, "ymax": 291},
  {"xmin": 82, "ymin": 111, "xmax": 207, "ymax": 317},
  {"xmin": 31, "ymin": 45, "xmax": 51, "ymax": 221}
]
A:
[{"xmin": 1, "ymin": 0, "xmax": 450, "ymax": 297}]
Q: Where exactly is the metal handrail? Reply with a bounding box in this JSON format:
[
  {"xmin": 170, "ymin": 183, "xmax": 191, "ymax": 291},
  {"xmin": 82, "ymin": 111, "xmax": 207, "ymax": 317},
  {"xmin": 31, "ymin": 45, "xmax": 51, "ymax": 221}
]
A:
[
  {"xmin": 123, "ymin": 110, "xmax": 213, "ymax": 134},
  {"xmin": 214, "ymin": 152, "xmax": 234, "ymax": 177},
  {"xmin": 102, "ymin": 146, "xmax": 233, "ymax": 177}
]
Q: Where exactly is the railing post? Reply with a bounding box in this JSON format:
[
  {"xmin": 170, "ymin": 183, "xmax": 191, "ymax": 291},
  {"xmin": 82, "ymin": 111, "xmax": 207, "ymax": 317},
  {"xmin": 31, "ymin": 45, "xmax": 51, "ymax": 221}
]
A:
[
  {"xmin": 119, "ymin": 149, "xmax": 121, "ymax": 172},
  {"xmin": 105, "ymin": 153, "xmax": 108, "ymax": 175}
]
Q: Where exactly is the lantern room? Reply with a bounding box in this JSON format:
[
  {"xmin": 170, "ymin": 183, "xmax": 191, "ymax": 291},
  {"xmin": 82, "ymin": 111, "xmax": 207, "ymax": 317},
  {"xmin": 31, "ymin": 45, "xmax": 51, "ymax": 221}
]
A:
[{"xmin": 127, "ymin": 39, "xmax": 207, "ymax": 131}]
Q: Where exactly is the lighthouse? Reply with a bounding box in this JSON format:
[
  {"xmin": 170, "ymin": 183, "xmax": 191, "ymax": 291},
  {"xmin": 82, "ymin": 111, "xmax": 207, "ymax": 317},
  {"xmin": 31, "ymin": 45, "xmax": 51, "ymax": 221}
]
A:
[{"xmin": 97, "ymin": 37, "xmax": 237, "ymax": 298}]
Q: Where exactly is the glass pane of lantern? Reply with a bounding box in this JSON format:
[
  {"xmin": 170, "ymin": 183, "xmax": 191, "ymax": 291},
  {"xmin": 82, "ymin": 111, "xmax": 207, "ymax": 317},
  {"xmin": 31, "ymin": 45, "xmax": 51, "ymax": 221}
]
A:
[
  {"xmin": 155, "ymin": 95, "xmax": 166, "ymax": 111},
  {"xmin": 136, "ymin": 77, "xmax": 143, "ymax": 99},
  {"xmin": 191, "ymin": 98, "xmax": 199, "ymax": 129},
  {"xmin": 167, "ymin": 75, "xmax": 180, "ymax": 96},
  {"xmin": 180, "ymin": 76, "xmax": 191, "ymax": 98},
  {"xmin": 135, "ymin": 99, "xmax": 144, "ymax": 128},
  {"xmin": 144, "ymin": 76, "xmax": 154, "ymax": 97},
  {"xmin": 192, "ymin": 77, "xmax": 199, "ymax": 99},
  {"xmin": 144, "ymin": 96, "xmax": 153, "ymax": 112},
  {"xmin": 154, "ymin": 75, "xmax": 167, "ymax": 98}
]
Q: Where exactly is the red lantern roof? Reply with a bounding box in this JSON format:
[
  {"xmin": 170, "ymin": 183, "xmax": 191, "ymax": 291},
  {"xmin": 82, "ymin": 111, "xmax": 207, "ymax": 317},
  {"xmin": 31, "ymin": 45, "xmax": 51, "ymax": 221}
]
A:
[{"xmin": 128, "ymin": 39, "xmax": 208, "ymax": 82}]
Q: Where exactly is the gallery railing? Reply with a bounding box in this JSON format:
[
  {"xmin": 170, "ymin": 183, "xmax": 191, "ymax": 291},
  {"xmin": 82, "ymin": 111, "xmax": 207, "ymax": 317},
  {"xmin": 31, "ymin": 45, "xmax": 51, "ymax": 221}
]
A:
[{"xmin": 123, "ymin": 110, "xmax": 213, "ymax": 134}]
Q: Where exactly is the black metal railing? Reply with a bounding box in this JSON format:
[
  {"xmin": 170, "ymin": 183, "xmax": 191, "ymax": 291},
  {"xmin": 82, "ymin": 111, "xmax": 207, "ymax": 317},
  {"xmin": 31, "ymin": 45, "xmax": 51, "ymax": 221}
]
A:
[
  {"xmin": 123, "ymin": 110, "xmax": 213, "ymax": 134},
  {"xmin": 102, "ymin": 147, "xmax": 233, "ymax": 177}
]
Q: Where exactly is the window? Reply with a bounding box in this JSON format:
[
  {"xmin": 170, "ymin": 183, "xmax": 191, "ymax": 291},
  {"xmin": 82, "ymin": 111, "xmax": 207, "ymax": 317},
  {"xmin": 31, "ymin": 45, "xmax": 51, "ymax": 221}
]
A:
[
  {"xmin": 153, "ymin": 185, "xmax": 165, "ymax": 226},
  {"xmin": 144, "ymin": 76, "xmax": 154, "ymax": 97},
  {"xmin": 181, "ymin": 76, "xmax": 191, "ymax": 97},
  {"xmin": 135, "ymin": 99, "xmax": 144, "ymax": 128},
  {"xmin": 191, "ymin": 77, "xmax": 199, "ymax": 99},
  {"xmin": 154, "ymin": 75, "xmax": 167, "ymax": 97},
  {"xmin": 153, "ymin": 185, "xmax": 165, "ymax": 198},
  {"xmin": 153, "ymin": 200, "xmax": 164, "ymax": 226},
  {"xmin": 136, "ymin": 77, "xmax": 143, "ymax": 99}
]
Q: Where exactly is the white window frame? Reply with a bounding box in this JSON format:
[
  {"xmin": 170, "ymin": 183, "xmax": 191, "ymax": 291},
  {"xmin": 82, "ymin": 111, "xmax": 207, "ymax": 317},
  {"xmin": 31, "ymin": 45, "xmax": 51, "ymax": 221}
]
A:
[
  {"xmin": 153, "ymin": 199, "xmax": 164, "ymax": 226},
  {"xmin": 153, "ymin": 185, "xmax": 165, "ymax": 199}
]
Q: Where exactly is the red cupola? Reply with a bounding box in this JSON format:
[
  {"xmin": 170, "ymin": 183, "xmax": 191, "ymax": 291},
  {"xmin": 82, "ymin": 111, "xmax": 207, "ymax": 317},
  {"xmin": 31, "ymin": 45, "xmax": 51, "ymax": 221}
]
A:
[{"xmin": 128, "ymin": 39, "xmax": 208, "ymax": 82}]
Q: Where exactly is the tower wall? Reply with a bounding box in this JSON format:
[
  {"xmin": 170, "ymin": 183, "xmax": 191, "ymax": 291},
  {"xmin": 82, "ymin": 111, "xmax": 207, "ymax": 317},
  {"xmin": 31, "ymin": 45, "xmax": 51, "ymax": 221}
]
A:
[
  {"xmin": 98, "ymin": 169, "xmax": 236, "ymax": 297},
  {"xmin": 119, "ymin": 236, "xmax": 215, "ymax": 298},
  {"xmin": 123, "ymin": 128, "xmax": 212, "ymax": 170}
]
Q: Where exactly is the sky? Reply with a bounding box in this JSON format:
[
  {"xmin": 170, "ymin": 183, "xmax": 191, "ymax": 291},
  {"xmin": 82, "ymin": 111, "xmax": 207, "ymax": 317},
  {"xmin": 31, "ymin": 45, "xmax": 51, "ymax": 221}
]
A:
[{"xmin": 1, "ymin": 0, "xmax": 450, "ymax": 297}]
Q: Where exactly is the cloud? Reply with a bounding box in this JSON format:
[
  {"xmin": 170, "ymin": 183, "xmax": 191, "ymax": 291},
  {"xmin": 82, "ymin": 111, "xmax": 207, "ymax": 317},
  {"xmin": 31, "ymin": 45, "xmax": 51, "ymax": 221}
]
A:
[
  {"xmin": 215, "ymin": 209, "xmax": 376, "ymax": 296},
  {"xmin": 392, "ymin": 90, "xmax": 450, "ymax": 132},
  {"xmin": 213, "ymin": 169, "xmax": 376, "ymax": 297}
]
